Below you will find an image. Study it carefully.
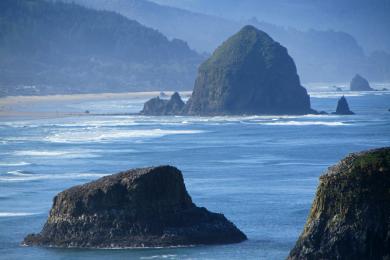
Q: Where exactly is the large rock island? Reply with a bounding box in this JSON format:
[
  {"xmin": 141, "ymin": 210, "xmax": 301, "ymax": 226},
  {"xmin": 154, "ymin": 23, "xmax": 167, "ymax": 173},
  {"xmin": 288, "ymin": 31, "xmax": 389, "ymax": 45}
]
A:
[
  {"xmin": 23, "ymin": 166, "xmax": 246, "ymax": 248},
  {"xmin": 350, "ymin": 74, "xmax": 374, "ymax": 91},
  {"xmin": 186, "ymin": 25, "xmax": 315, "ymax": 115},
  {"xmin": 288, "ymin": 147, "xmax": 390, "ymax": 259},
  {"xmin": 141, "ymin": 25, "xmax": 316, "ymax": 116}
]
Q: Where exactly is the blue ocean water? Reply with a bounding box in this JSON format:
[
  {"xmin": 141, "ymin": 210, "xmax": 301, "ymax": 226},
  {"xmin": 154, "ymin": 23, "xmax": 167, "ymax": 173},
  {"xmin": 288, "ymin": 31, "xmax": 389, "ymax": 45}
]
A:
[{"xmin": 0, "ymin": 91, "xmax": 389, "ymax": 259}]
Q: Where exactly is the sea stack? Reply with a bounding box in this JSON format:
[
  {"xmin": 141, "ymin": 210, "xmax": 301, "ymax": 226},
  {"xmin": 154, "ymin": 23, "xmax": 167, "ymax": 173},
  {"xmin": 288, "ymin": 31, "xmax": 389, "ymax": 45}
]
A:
[
  {"xmin": 185, "ymin": 25, "xmax": 315, "ymax": 115},
  {"xmin": 350, "ymin": 74, "xmax": 374, "ymax": 91},
  {"xmin": 333, "ymin": 96, "xmax": 354, "ymax": 115},
  {"xmin": 288, "ymin": 147, "xmax": 390, "ymax": 259},
  {"xmin": 23, "ymin": 166, "xmax": 246, "ymax": 248},
  {"xmin": 140, "ymin": 92, "xmax": 185, "ymax": 115}
]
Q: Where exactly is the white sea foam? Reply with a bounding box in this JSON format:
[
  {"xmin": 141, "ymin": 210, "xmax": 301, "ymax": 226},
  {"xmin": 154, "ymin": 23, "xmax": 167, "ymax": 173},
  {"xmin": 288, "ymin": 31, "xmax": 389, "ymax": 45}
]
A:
[
  {"xmin": 141, "ymin": 255, "xmax": 178, "ymax": 259},
  {"xmin": 45, "ymin": 129, "xmax": 205, "ymax": 143},
  {"xmin": 13, "ymin": 149, "xmax": 99, "ymax": 158},
  {"xmin": 6, "ymin": 170, "xmax": 33, "ymax": 176},
  {"xmin": 0, "ymin": 170, "xmax": 108, "ymax": 182},
  {"xmin": 53, "ymin": 119, "xmax": 138, "ymax": 127},
  {"xmin": 0, "ymin": 161, "xmax": 31, "ymax": 166},
  {"xmin": 0, "ymin": 212, "xmax": 39, "ymax": 217},
  {"xmin": 260, "ymin": 121, "xmax": 348, "ymax": 126},
  {"xmin": 309, "ymin": 91, "xmax": 364, "ymax": 98},
  {"xmin": 309, "ymin": 90, "xmax": 390, "ymax": 98}
]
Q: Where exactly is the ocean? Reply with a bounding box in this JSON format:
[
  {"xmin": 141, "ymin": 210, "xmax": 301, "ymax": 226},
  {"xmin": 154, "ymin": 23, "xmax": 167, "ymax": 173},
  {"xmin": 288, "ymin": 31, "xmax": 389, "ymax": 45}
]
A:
[{"xmin": 0, "ymin": 90, "xmax": 389, "ymax": 259}]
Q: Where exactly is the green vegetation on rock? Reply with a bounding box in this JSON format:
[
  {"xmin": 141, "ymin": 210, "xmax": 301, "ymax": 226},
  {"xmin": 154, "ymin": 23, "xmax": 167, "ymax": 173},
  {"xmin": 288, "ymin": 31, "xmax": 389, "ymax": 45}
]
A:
[
  {"xmin": 186, "ymin": 25, "xmax": 315, "ymax": 115},
  {"xmin": 289, "ymin": 147, "xmax": 390, "ymax": 259}
]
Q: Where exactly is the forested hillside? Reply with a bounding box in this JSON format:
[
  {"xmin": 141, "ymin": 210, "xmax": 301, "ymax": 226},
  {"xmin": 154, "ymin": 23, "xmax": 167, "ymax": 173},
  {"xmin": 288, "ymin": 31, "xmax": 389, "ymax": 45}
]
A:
[
  {"xmin": 69, "ymin": 0, "xmax": 390, "ymax": 82},
  {"xmin": 0, "ymin": 0, "xmax": 202, "ymax": 96}
]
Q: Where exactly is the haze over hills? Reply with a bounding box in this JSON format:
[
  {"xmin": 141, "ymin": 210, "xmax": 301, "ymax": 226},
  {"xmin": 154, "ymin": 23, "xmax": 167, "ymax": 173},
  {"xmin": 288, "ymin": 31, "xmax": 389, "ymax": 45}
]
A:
[
  {"xmin": 62, "ymin": 0, "xmax": 240, "ymax": 54},
  {"xmin": 1, "ymin": 0, "xmax": 389, "ymax": 96},
  {"xmin": 0, "ymin": 0, "xmax": 202, "ymax": 96},
  {"xmin": 248, "ymin": 19, "xmax": 390, "ymax": 82},
  {"xmin": 151, "ymin": 0, "xmax": 390, "ymax": 54},
  {"xmin": 69, "ymin": 0, "xmax": 390, "ymax": 83}
]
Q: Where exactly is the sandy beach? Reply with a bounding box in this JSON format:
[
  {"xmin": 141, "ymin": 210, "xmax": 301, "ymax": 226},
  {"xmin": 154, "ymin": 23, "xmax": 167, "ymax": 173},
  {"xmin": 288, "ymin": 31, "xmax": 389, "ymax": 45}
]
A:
[{"xmin": 0, "ymin": 91, "xmax": 192, "ymax": 120}]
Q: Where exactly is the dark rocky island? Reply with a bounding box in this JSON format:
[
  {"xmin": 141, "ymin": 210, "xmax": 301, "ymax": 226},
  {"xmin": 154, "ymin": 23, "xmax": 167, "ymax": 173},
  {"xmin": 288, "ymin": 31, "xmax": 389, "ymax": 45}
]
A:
[
  {"xmin": 140, "ymin": 92, "xmax": 185, "ymax": 115},
  {"xmin": 333, "ymin": 96, "xmax": 354, "ymax": 115},
  {"xmin": 350, "ymin": 74, "xmax": 374, "ymax": 91},
  {"xmin": 23, "ymin": 166, "xmax": 246, "ymax": 248},
  {"xmin": 288, "ymin": 147, "xmax": 390, "ymax": 259},
  {"xmin": 141, "ymin": 25, "xmax": 317, "ymax": 116},
  {"xmin": 186, "ymin": 25, "xmax": 315, "ymax": 115}
]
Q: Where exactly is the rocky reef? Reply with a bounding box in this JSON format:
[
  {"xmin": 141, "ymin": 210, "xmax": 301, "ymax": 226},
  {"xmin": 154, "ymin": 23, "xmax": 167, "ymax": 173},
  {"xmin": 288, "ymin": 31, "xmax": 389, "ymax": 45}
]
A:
[
  {"xmin": 141, "ymin": 25, "xmax": 317, "ymax": 116},
  {"xmin": 288, "ymin": 147, "xmax": 390, "ymax": 259},
  {"xmin": 350, "ymin": 74, "xmax": 374, "ymax": 91},
  {"xmin": 140, "ymin": 92, "xmax": 185, "ymax": 115},
  {"xmin": 333, "ymin": 96, "xmax": 354, "ymax": 115},
  {"xmin": 23, "ymin": 166, "xmax": 246, "ymax": 248}
]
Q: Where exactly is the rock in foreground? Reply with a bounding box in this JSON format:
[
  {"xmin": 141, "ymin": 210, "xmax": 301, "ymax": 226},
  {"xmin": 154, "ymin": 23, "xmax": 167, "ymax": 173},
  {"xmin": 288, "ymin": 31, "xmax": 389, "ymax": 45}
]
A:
[
  {"xmin": 185, "ymin": 25, "xmax": 315, "ymax": 115},
  {"xmin": 289, "ymin": 147, "xmax": 390, "ymax": 259},
  {"xmin": 23, "ymin": 166, "xmax": 246, "ymax": 248},
  {"xmin": 350, "ymin": 74, "xmax": 374, "ymax": 91},
  {"xmin": 333, "ymin": 96, "xmax": 354, "ymax": 115}
]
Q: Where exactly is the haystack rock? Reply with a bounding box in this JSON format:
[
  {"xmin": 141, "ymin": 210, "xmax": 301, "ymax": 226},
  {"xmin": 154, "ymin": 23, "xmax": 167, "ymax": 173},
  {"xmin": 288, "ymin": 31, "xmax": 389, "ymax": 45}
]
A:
[
  {"xmin": 350, "ymin": 74, "xmax": 374, "ymax": 91},
  {"xmin": 185, "ymin": 25, "xmax": 315, "ymax": 115},
  {"xmin": 333, "ymin": 96, "xmax": 354, "ymax": 115},
  {"xmin": 23, "ymin": 166, "xmax": 246, "ymax": 248},
  {"xmin": 140, "ymin": 92, "xmax": 185, "ymax": 115},
  {"xmin": 289, "ymin": 147, "xmax": 390, "ymax": 259}
]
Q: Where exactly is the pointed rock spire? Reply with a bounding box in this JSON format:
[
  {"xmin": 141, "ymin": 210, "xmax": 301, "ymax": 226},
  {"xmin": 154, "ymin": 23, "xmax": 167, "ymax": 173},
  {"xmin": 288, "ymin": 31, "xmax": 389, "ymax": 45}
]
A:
[{"xmin": 333, "ymin": 96, "xmax": 354, "ymax": 115}]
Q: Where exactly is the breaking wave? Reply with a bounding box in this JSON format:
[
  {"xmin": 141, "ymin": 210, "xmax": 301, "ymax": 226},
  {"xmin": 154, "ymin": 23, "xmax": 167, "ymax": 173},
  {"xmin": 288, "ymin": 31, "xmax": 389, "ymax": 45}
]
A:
[
  {"xmin": 259, "ymin": 121, "xmax": 349, "ymax": 126},
  {"xmin": 0, "ymin": 170, "xmax": 108, "ymax": 182},
  {"xmin": 45, "ymin": 129, "xmax": 205, "ymax": 143}
]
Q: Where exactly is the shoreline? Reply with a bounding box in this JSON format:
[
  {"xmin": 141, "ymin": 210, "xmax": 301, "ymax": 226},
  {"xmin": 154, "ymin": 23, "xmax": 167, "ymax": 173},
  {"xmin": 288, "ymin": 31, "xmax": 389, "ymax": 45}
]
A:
[
  {"xmin": 0, "ymin": 91, "xmax": 193, "ymax": 106},
  {"xmin": 0, "ymin": 91, "xmax": 192, "ymax": 120},
  {"xmin": 1, "ymin": 89, "xmax": 388, "ymax": 121}
]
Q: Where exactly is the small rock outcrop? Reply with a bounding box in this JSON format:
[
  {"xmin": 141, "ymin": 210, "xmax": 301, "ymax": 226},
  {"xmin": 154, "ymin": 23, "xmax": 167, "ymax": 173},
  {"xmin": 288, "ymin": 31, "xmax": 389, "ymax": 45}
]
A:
[
  {"xmin": 350, "ymin": 74, "xmax": 374, "ymax": 91},
  {"xmin": 332, "ymin": 86, "xmax": 342, "ymax": 92},
  {"xmin": 333, "ymin": 96, "xmax": 354, "ymax": 115},
  {"xmin": 185, "ymin": 25, "xmax": 315, "ymax": 115},
  {"xmin": 159, "ymin": 92, "xmax": 168, "ymax": 98},
  {"xmin": 288, "ymin": 147, "xmax": 390, "ymax": 260},
  {"xmin": 141, "ymin": 92, "xmax": 185, "ymax": 115},
  {"xmin": 23, "ymin": 166, "xmax": 246, "ymax": 248}
]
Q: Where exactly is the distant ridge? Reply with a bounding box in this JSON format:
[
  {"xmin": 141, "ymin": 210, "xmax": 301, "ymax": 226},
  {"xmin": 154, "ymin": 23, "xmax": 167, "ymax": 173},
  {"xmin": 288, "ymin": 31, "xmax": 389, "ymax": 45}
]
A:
[
  {"xmin": 69, "ymin": 0, "xmax": 390, "ymax": 83},
  {"xmin": 0, "ymin": 0, "xmax": 202, "ymax": 96}
]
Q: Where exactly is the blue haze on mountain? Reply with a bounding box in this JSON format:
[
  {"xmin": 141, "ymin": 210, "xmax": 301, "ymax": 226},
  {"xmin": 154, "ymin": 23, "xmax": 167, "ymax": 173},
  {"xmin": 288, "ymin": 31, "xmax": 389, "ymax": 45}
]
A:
[
  {"xmin": 70, "ymin": 0, "xmax": 390, "ymax": 83},
  {"xmin": 151, "ymin": 0, "xmax": 390, "ymax": 54},
  {"xmin": 1, "ymin": 0, "xmax": 389, "ymax": 95}
]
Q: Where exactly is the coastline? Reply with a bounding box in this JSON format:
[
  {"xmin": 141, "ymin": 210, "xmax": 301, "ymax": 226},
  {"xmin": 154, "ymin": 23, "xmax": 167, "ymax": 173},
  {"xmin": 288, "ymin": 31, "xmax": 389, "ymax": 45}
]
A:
[{"xmin": 0, "ymin": 91, "xmax": 192, "ymax": 120}]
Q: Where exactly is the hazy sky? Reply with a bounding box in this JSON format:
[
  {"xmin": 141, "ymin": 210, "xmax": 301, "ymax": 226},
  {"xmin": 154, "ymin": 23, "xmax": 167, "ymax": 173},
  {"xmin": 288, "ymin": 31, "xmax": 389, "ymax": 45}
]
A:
[{"xmin": 150, "ymin": 0, "xmax": 390, "ymax": 53}]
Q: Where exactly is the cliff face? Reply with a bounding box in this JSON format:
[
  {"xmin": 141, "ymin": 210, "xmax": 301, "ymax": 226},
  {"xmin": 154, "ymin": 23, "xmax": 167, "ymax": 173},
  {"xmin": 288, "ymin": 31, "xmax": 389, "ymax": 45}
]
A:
[
  {"xmin": 23, "ymin": 166, "xmax": 246, "ymax": 248},
  {"xmin": 289, "ymin": 147, "xmax": 390, "ymax": 259},
  {"xmin": 185, "ymin": 25, "xmax": 314, "ymax": 115},
  {"xmin": 350, "ymin": 74, "xmax": 374, "ymax": 91}
]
